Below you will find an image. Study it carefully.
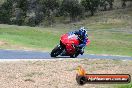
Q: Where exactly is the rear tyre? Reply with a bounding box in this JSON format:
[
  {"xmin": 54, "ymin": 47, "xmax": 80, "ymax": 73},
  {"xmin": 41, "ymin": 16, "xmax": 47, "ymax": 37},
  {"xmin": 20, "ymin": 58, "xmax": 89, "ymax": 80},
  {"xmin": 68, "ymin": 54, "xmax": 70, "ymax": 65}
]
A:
[
  {"xmin": 50, "ymin": 45, "xmax": 63, "ymax": 57},
  {"xmin": 70, "ymin": 46, "xmax": 81, "ymax": 58},
  {"xmin": 70, "ymin": 52, "xmax": 79, "ymax": 58}
]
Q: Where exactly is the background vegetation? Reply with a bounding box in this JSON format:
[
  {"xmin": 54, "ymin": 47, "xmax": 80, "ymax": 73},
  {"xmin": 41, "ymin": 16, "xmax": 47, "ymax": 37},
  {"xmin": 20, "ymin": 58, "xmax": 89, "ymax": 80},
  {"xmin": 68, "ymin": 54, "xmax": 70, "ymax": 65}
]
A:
[{"xmin": 0, "ymin": 0, "xmax": 132, "ymax": 26}]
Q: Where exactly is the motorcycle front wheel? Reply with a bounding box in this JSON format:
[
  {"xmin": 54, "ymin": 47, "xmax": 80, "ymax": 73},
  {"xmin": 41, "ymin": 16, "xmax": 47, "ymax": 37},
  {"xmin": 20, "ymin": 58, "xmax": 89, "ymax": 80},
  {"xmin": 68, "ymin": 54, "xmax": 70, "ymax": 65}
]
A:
[{"xmin": 50, "ymin": 45, "xmax": 63, "ymax": 57}]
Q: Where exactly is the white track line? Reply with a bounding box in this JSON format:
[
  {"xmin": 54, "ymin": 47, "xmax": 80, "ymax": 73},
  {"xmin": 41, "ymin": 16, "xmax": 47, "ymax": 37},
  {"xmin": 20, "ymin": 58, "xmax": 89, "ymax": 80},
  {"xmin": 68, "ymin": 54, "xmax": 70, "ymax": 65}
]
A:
[
  {"xmin": 0, "ymin": 58, "xmax": 75, "ymax": 62},
  {"xmin": 88, "ymin": 54, "xmax": 132, "ymax": 58}
]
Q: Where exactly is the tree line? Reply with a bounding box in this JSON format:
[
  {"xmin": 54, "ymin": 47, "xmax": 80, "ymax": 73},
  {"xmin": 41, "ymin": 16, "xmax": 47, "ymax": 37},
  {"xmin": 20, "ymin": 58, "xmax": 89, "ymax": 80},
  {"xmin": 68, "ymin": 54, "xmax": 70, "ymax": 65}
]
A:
[{"xmin": 0, "ymin": 0, "xmax": 131, "ymax": 26}]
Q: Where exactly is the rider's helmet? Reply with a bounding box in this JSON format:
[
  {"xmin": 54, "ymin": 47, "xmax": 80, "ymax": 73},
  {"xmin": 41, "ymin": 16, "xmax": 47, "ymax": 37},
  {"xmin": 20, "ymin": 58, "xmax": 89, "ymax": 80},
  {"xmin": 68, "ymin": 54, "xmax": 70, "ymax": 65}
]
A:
[{"xmin": 78, "ymin": 27, "xmax": 87, "ymax": 39}]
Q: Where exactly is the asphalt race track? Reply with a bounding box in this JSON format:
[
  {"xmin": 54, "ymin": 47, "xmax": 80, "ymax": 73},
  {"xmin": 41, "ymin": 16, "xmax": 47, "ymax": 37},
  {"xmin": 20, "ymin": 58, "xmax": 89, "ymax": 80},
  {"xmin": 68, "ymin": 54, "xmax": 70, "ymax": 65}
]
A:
[{"xmin": 0, "ymin": 49, "xmax": 132, "ymax": 60}]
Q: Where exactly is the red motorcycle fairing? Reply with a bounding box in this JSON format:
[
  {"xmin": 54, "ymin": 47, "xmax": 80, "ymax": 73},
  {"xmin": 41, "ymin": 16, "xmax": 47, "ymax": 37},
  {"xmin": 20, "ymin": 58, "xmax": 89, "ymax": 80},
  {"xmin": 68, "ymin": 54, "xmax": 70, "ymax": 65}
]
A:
[{"xmin": 60, "ymin": 33, "xmax": 80, "ymax": 55}]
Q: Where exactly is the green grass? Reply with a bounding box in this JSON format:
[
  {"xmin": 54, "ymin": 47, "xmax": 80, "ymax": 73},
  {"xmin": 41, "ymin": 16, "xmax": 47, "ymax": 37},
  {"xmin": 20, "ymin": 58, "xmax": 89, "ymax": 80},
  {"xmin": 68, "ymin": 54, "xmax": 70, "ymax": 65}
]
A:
[
  {"xmin": 0, "ymin": 23, "xmax": 132, "ymax": 56},
  {"xmin": 0, "ymin": 24, "xmax": 61, "ymax": 51},
  {"xmin": 85, "ymin": 31, "xmax": 132, "ymax": 56},
  {"xmin": 115, "ymin": 82, "xmax": 132, "ymax": 88}
]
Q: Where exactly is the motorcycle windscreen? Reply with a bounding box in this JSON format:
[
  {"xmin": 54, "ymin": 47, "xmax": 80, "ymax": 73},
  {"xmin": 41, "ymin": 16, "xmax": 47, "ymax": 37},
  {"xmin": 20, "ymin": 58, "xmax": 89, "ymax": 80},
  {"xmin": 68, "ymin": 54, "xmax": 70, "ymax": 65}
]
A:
[{"xmin": 61, "ymin": 33, "xmax": 79, "ymax": 45}]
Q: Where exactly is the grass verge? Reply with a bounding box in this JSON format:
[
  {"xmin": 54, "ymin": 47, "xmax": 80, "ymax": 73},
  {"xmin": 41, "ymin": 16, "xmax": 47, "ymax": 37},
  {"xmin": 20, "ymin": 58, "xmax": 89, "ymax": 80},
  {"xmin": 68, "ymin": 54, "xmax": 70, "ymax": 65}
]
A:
[{"xmin": 115, "ymin": 82, "xmax": 132, "ymax": 88}]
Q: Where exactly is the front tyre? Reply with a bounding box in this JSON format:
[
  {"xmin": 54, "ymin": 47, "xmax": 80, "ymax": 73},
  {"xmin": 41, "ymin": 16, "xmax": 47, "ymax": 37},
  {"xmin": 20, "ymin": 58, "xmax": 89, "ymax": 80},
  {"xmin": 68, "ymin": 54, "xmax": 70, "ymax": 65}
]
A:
[{"xmin": 50, "ymin": 45, "xmax": 63, "ymax": 57}]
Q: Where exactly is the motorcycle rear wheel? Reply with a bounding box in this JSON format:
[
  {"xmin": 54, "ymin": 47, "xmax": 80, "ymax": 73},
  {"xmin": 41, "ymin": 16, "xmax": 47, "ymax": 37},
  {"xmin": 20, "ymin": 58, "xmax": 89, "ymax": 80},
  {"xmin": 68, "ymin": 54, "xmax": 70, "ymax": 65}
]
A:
[{"xmin": 70, "ymin": 52, "xmax": 79, "ymax": 58}]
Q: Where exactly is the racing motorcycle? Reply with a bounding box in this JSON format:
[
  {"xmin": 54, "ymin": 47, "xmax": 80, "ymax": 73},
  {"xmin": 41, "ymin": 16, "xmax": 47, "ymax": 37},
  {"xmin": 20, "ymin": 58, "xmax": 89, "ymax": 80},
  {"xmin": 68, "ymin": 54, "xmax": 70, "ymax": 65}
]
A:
[{"xmin": 50, "ymin": 32, "xmax": 90, "ymax": 58}]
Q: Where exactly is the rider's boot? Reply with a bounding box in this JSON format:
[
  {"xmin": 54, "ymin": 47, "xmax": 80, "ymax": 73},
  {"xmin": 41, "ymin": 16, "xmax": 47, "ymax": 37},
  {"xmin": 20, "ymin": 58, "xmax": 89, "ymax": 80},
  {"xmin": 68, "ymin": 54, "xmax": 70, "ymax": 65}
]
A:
[{"xmin": 80, "ymin": 49, "xmax": 84, "ymax": 55}]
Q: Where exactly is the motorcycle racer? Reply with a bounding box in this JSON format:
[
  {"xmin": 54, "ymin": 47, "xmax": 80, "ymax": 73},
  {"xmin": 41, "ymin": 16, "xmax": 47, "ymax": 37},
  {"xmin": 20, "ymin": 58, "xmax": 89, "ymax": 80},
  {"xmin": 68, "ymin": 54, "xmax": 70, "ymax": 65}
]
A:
[{"xmin": 73, "ymin": 27, "xmax": 89, "ymax": 55}]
